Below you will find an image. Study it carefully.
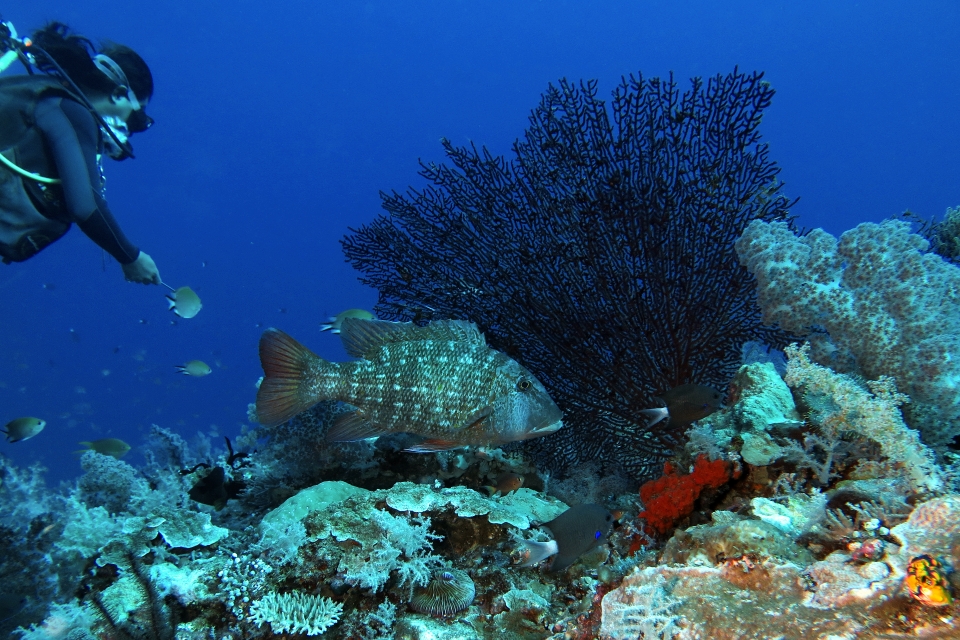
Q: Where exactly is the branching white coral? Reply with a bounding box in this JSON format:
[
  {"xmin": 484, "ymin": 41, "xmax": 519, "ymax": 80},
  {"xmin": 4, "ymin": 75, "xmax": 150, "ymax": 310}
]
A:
[
  {"xmin": 784, "ymin": 343, "xmax": 943, "ymax": 493},
  {"xmin": 248, "ymin": 591, "xmax": 343, "ymax": 637}
]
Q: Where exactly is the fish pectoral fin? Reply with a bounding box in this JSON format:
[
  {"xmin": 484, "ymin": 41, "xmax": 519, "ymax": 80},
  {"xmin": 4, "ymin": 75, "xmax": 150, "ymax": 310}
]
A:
[
  {"xmin": 326, "ymin": 411, "xmax": 391, "ymax": 442},
  {"xmin": 463, "ymin": 405, "xmax": 494, "ymax": 429},
  {"xmin": 404, "ymin": 438, "xmax": 463, "ymax": 453}
]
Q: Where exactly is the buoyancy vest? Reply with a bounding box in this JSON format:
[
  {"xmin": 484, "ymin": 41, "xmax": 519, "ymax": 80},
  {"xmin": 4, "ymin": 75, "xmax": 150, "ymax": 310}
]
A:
[{"xmin": 0, "ymin": 75, "xmax": 78, "ymax": 263}]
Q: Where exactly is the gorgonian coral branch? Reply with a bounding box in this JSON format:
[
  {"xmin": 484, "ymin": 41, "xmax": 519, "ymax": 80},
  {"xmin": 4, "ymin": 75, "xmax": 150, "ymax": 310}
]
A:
[{"xmin": 343, "ymin": 69, "xmax": 796, "ymax": 480}]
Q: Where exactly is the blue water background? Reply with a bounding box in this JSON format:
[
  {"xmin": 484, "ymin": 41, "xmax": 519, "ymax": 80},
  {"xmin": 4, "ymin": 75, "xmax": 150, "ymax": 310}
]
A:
[{"xmin": 2, "ymin": 1, "xmax": 958, "ymax": 485}]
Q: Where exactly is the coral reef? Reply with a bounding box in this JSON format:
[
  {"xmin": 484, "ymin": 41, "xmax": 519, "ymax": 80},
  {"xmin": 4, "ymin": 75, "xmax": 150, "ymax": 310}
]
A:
[
  {"xmin": 601, "ymin": 493, "xmax": 960, "ymax": 638},
  {"xmin": 736, "ymin": 218, "xmax": 960, "ymax": 449},
  {"xmin": 342, "ymin": 68, "xmax": 797, "ymax": 482},
  {"xmin": 5, "ymin": 80, "xmax": 960, "ymax": 640},
  {"xmin": 637, "ymin": 455, "xmax": 740, "ymax": 536},
  {"xmin": 782, "ymin": 343, "xmax": 943, "ymax": 493}
]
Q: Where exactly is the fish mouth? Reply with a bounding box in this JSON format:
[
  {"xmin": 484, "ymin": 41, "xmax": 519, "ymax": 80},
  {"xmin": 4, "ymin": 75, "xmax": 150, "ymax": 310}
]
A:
[{"xmin": 528, "ymin": 419, "xmax": 562, "ymax": 436}]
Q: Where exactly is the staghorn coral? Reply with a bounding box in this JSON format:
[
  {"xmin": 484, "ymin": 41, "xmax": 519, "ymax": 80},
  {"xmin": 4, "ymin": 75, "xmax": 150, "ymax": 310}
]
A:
[
  {"xmin": 736, "ymin": 218, "xmax": 960, "ymax": 449},
  {"xmin": 342, "ymin": 68, "xmax": 796, "ymax": 482}
]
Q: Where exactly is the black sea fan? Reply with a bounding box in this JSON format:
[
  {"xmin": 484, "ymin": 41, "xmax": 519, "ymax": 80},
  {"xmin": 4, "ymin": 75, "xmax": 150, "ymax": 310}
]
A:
[{"xmin": 342, "ymin": 68, "xmax": 797, "ymax": 481}]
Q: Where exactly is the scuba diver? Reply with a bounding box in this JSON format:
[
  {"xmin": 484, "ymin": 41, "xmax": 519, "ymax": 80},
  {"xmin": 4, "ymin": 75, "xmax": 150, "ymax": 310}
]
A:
[{"xmin": 0, "ymin": 20, "xmax": 160, "ymax": 284}]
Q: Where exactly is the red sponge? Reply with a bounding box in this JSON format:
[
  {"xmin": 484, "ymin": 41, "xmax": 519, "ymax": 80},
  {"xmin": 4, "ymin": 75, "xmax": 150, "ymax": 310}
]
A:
[{"xmin": 638, "ymin": 455, "xmax": 737, "ymax": 536}]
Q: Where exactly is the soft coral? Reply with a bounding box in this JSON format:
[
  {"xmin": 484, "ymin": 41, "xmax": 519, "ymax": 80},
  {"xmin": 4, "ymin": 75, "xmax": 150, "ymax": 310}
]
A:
[{"xmin": 637, "ymin": 455, "xmax": 738, "ymax": 537}]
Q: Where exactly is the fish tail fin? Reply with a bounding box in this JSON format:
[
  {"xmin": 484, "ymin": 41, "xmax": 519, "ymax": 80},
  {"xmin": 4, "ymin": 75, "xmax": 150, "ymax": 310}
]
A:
[
  {"xmin": 638, "ymin": 407, "xmax": 670, "ymax": 428},
  {"xmin": 256, "ymin": 328, "xmax": 329, "ymax": 426},
  {"xmin": 166, "ymin": 295, "xmax": 175, "ymax": 309},
  {"xmin": 519, "ymin": 538, "xmax": 559, "ymax": 567}
]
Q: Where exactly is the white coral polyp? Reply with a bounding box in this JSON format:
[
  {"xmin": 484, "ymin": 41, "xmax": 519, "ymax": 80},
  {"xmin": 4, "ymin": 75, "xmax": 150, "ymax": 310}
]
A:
[{"xmin": 248, "ymin": 591, "xmax": 343, "ymax": 636}]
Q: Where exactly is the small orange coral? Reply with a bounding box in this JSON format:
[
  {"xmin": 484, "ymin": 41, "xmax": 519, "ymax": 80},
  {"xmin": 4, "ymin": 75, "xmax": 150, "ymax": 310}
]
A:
[{"xmin": 637, "ymin": 455, "xmax": 738, "ymax": 536}]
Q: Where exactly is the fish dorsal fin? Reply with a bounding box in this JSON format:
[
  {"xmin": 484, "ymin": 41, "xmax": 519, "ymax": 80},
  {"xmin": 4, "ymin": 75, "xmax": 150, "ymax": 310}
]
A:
[{"xmin": 340, "ymin": 318, "xmax": 485, "ymax": 359}]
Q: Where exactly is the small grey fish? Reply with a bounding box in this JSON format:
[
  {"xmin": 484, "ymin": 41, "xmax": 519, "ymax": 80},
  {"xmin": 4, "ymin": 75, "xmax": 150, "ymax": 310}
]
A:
[
  {"xmin": 639, "ymin": 383, "xmax": 723, "ymax": 429},
  {"xmin": 521, "ymin": 504, "xmax": 614, "ymax": 572},
  {"xmin": 2, "ymin": 417, "xmax": 46, "ymax": 442},
  {"xmin": 166, "ymin": 286, "xmax": 202, "ymax": 319},
  {"xmin": 320, "ymin": 308, "xmax": 375, "ymax": 333},
  {"xmin": 176, "ymin": 360, "xmax": 212, "ymax": 376},
  {"xmin": 256, "ymin": 318, "xmax": 562, "ymax": 451},
  {"xmin": 75, "ymin": 438, "xmax": 131, "ymax": 459}
]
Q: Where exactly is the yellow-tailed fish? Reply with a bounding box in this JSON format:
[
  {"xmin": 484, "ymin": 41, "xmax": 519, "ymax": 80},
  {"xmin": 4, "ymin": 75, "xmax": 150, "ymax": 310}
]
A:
[
  {"xmin": 166, "ymin": 286, "xmax": 202, "ymax": 319},
  {"xmin": 2, "ymin": 417, "xmax": 46, "ymax": 442},
  {"xmin": 320, "ymin": 308, "xmax": 375, "ymax": 333},
  {"xmin": 257, "ymin": 318, "xmax": 562, "ymax": 452},
  {"xmin": 75, "ymin": 437, "xmax": 131, "ymax": 459},
  {"xmin": 176, "ymin": 360, "xmax": 212, "ymax": 377}
]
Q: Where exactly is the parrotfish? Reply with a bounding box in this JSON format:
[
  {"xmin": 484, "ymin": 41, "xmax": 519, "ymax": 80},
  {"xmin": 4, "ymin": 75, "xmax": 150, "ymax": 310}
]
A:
[
  {"xmin": 256, "ymin": 318, "xmax": 563, "ymax": 451},
  {"xmin": 320, "ymin": 308, "xmax": 375, "ymax": 333},
  {"xmin": 166, "ymin": 286, "xmax": 202, "ymax": 319},
  {"xmin": 520, "ymin": 504, "xmax": 615, "ymax": 572},
  {"xmin": 176, "ymin": 360, "xmax": 212, "ymax": 377},
  {"xmin": 2, "ymin": 417, "xmax": 46, "ymax": 442}
]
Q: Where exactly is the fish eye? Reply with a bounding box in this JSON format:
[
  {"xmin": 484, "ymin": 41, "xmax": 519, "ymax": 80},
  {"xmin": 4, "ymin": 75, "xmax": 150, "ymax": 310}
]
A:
[{"xmin": 517, "ymin": 378, "xmax": 531, "ymax": 391}]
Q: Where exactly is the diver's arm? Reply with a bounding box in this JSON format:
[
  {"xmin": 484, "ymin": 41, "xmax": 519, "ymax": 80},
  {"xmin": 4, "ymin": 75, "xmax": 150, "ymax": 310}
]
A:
[
  {"xmin": 34, "ymin": 97, "xmax": 141, "ymax": 264},
  {"xmin": 75, "ymin": 207, "xmax": 140, "ymax": 264}
]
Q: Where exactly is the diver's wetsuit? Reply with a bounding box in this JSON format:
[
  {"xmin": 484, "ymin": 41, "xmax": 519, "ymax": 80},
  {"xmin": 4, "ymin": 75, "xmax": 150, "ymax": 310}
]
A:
[{"xmin": 19, "ymin": 94, "xmax": 139, "ymax": 263}]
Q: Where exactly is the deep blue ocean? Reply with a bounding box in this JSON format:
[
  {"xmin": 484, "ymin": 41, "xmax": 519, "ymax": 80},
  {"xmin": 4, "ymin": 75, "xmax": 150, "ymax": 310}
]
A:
[{"xmin": 2, "ymin": 1, "xmax": 959, "ymax": 486}]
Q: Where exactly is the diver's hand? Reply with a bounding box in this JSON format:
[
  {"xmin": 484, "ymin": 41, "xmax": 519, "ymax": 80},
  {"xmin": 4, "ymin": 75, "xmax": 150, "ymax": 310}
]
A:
[{"xmin": 122, "ymin": 251, "xmax": 161, "ymax": 285}]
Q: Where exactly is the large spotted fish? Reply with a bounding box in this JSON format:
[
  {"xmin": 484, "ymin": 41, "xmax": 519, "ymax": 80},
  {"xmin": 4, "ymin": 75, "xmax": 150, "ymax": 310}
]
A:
[{"xmin": 256, "ymin": 318, "xmax": 563, "ymax": 452}]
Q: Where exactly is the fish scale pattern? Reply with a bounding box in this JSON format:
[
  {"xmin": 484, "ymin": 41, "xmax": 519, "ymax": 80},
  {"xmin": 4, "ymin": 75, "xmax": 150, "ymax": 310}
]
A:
[{"xmin": 338, "ymin": 339, "xmax": 504, "ymax": 433}]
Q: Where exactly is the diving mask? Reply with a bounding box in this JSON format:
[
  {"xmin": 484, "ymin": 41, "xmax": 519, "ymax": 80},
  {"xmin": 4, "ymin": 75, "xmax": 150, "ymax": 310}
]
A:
[{"xmin": 93, "ymin": 53, "xmax": 154, "ymax": 137}]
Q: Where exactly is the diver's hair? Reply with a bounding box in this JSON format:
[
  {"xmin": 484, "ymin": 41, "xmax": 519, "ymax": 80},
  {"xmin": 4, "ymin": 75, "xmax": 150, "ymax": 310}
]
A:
[
  {"xmin": 100, "ymin": 41, "xmax": 154, "ymax": 102},
  {"xmin": 30, "ymin": 22, "xmax": 153, "ymax": 101}
]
